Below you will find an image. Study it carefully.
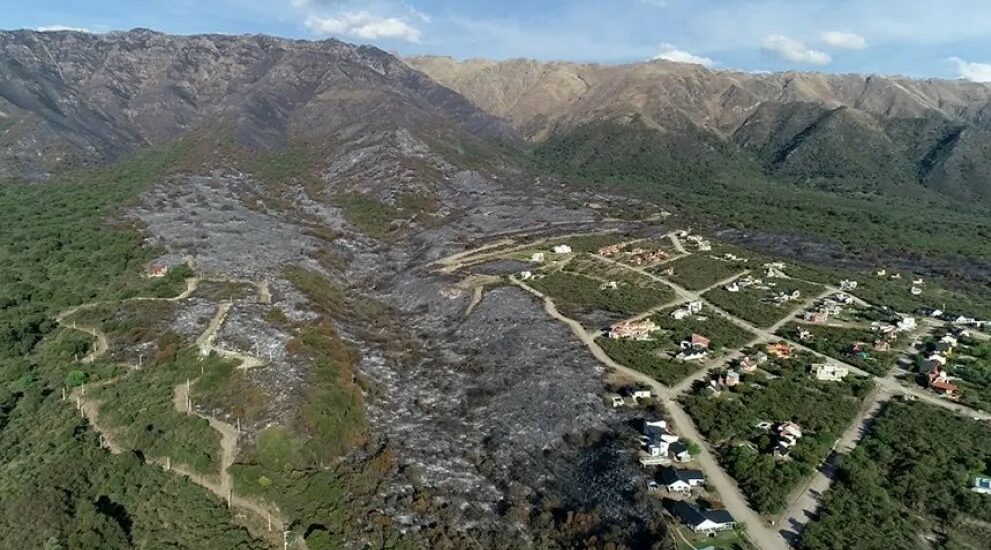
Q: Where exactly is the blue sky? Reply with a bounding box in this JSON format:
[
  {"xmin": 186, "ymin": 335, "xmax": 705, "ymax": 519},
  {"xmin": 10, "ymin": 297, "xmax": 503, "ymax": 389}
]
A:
[{"xmin": 5, "ymin": 0, "xmax": 991, "ymax": 81}]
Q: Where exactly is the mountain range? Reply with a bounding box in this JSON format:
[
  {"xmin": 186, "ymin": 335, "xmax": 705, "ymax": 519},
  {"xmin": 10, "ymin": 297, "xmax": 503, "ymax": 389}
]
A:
[{"xmin": 408, "ymin": 55, "xmax": 991, "ymax": 206}]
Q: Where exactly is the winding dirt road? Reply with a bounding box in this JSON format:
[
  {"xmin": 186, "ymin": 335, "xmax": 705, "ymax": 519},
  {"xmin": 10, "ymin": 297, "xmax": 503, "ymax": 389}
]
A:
[{"xmin": 56, "ymin": 271, "xmax": 285, "ymax": 536}]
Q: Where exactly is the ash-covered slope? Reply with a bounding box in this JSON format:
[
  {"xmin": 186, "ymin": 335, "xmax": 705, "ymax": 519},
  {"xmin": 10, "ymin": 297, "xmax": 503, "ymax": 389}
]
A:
[
  {"xmin": 407, "ymin": 55, "xmax": 991, "ymax": 205},
  {"xmin": 0, "ymin": 29, "xmax": 515, "ymax": 179}
]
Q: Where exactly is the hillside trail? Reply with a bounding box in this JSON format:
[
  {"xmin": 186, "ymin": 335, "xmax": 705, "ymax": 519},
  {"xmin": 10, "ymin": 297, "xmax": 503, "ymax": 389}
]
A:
[{"xmin": 55, "ymin": 270, "xmax": 287, "ymax": 538}]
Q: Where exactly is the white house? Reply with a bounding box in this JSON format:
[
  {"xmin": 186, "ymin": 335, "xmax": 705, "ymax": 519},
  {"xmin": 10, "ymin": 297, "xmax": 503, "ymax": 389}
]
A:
[
  {"xmin": 670, "ymin": 308, "xmax": 690, "ymax": 320},
  {"xmin": 687, "ymin": 300, "xmax": 704, "ymax": 313},
  {"xmin": 973, "ymin": 476, "xmax": 991, "ymax": 495},
  {"xmin": 519, "ymin": 271, "xmax": 534, "ymax": 280},
  {"xmin": 839, "ymin": 279, "xmax": 858, "ymax": 290},
  {"xmin": 671, "ymin": 502, "xmax": 736, "ymax": 533},
  {"xmin": 552, "ymin": 245, "xmax": 572, "ymax": 254},
  {"xmin": 659, "ymin": 467, "xmax": 705, "ymax": 493},
  {"xmin": 897, "ymin": 316, "xmax": 917, "ymax": 332},
  {"xmin": 530, "ymin": 252, "xmax": 545, "ymax": 263},
  {"xmin": 811, "ymin": 363, "xmax": 849, "ymax": 382}
]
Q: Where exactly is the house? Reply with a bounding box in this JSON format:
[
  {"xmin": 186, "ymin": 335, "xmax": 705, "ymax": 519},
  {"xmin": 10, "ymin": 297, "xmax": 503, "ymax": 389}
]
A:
[
  {"xmin": 725, "ymin": 282, "xmax": 741, "ymax": 293},
  {"xmin": 670, "ymin": 308, "xmax": 691, "ymax": 320},
  {"xmin": 874, "ymin": 339, "xmax": 892, "ymax": 352},
  {"xmin": 839, "ymin": 279, "xmax": 858, "ymax": 290},
  {"xmin": 552, "ymin": 245, "xmax": 573, "ymax": 254},
  {"xmin": 724, "ymin": 370, "xmax": 741, "ymax": 387},
  {"xmin": 669, "ymin": 441, "xmax": 692, "ymax": 462},
  {"xmin": 738, "ymin": 357, "xmax": 759, "ymax": 374},
  {"xmin": 764, "ymin": 266, "xmax": 786, "ymax": 278},
  {"xmin": 659, "ymin": 467, "xmax": 705, "ymax": 493},
  {"xmin": 691, "ymin": 334, "xmax": 711, "ymax": 350},
  {"xmin": 973, "ymin": 476, "xmax": 991, "ymax": 495},
  {"xmin": 687, "ymin": 300, "xmax": 704, "ymax": 314},
  {"xmin": 627, "ymin": 387, "xmax": 653, "ymax": 401},
  {"xmin": 897, "ymin": 317, "xmax": 917, "ymax": 332},
  {"xmin": 924, "ymin": 368, "xmax": 959, "ymax": 396},
  {"xmin": 530, "ymin": 252, "xmax": 545, "ymax": 263},
  {"xmin": 697, "ymin": 241, "xmax": 712, "ymax": 252},
  {"xmin": 677, "ymin": 349, "xmax": 708, "ymax": 362},
  {"xmin": 876, "ymin": 269, "xmax": 887, "ymax": 277},
  {"xmin": 805, "ymin": 311, "xmax": 829, "ymax": 324},
  {"xmin": 940, "ymin": 334, "xmax": 959, "ymax": 348},
  {"xmin": 609, "ymin": 320, "xmax": 658, "ymax": 340},
  {"xmin": 598, "ymin": 244, "xmax": 622, "ymax": 257},
  {"xmin": 644, "ymin": 420, "xmax": 680, "ymax": 452},
  {"xmin": 147, "ymin": 264, "xmax": 169, "ymax": 278},
  {"xmin": 913, "ymin": 278, "xmax": 924, "ymax": 286},
  {"xmin": 608, "ymin": 394, "xmax": 625, "ymax": 408},
  {"xmin": 766, "ymin": 342, "xmax": 793, "ymax": 359},
  {"xmin": 811, "ymin": 363, "xmax": 849, "ymax": 382},
  {"xmin": 797, "ymin": 328, "xmax": 814, "ymax": 341},
  {"xmin": 777, "ymin": 422, "xmax": 803, "ymax": 439},
  {"xmin": 600, "ymin": 281, "xmax": 619, "ymax": 290},
  {"xmin": 519, "ymin": 271, "xmax": 534, "ymax": 281},
  {"xmin": 670, "ymin": 502, "xmax": 736, "ymax": 533}
]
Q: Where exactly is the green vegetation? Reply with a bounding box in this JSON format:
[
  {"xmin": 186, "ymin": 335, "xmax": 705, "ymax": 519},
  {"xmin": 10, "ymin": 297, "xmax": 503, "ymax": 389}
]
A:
[
  {"xmin": 596, "ymin": 306, "xmax": 755, "ymax": 385},
  {"xmin": 192, "ymin": 280, "xmax": 258, "ymax": 302},
  {"xmin": 704, "ymin": 278, "xmax": 824, "ymax": 328},
  {"xmin": 660, "ymin": 254, "xmax": 749, "ymax": 291},
  {"xmin": 800, "ymin": 401, "xmax": 991, "ymax": 549},
  {"xmin": 529, "ymin": 270, "xmax": 674, "ymax": 318},
  {"xmin": 779, "ymin": 322, "xmax": 899, "ymax": 376},
  {"xmin": 545, "ymin": 233, "xmax": 630, "ymax": 253},
  {"xmin": 784, "ymin": 262, "xmax": 991, "ymax": 321},
  {"xmin": 94, "ymin": 349, "xmax": 228, "ymax": 474},
  {"xmin": 652, "ymin": 307, "xmax": 756, "ymax": 350},
  {"xmin": 937, "ymin": 336, "xmax": 991, "ymax": 412},
  {"xmin": 0, "ymin": 143, "xmax": 195, "ymax": 359},
  {"xmin": 534, "ymin": 118, "xmax": 991, "ymax": 264},
  {"xmin": 683, "ymin": 350, "xmax": 874, "ymax": 514},
  {"xmin": 563, "ymin": 254, "xmax": 677, "ymax": 293},
  {"xmin": 332, "ymin": 191, "xmax": 442, "ymax": 239},
  {"xmin": 597, "ymin": 339, "xmax": 700, "ymax": 386},
  {"xmin": 0, "ymin": 143, "xmax": 265, "ymax": 548}
]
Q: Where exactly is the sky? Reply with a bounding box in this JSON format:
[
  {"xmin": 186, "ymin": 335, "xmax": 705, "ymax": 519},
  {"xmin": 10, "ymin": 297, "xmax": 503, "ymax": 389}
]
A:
[{"xmin": 5, "ymin": 0, "xmax": 991, "ymax": 81}]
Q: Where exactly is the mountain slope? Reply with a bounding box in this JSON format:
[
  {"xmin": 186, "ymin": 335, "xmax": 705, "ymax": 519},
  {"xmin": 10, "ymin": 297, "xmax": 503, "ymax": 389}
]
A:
[
  {"xmin": 0, "ymin": 29, "xmax": 515, "ymax": 180},
  {"xmin": 407, "ymin": 55, "xmax": 991, "ymax": 205}
]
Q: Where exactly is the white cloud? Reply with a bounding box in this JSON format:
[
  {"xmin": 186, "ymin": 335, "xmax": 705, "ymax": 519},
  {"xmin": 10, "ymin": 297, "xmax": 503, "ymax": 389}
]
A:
[
  {"xmin": 821, "ymin": 31, "xmax": 866, "ymax": 50},
  {"xmin": 36, "ymin": 25, "xmax": 90, "ymax": 33},
  {"xmin": 760, "ymin": 34, "xmax": 831, "ymax": 65},
  {"xmin": 652, "ymin": 44, "xmax": 714, "ymax": 67},
  {"xmin": 305, "ymin": 11, "xmax": 422, "ymax": 43},
  {"xmin": 949, "ymin": 57, "xmax": 991, "ymax": 82}
]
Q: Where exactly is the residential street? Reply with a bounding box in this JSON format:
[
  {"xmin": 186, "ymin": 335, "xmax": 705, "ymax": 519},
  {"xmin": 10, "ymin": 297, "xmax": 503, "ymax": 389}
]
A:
[{"xmin": 448, "ymin": 230, "xmax": 991, "ymax": 549}]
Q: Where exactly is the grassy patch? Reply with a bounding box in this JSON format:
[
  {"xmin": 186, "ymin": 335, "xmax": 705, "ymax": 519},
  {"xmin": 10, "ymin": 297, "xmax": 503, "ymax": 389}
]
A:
[
  {"xmin": 704, "ymin": 278, "xmax": 824, "ymax": 328},
  {"xmin": 529, "ymin": 270, "xmax": 674, "ymax": 319},
  {"xmin": 659, "ymin": 254, "xmax": 750, "ymax": 291},
  {"xmin": 652, "ymin": 306, "xmax": 757, "ymax": 350},
  {"xmin": 598, "ymin": 338, "xmax": 701, "ymax": 385},
  {"xmin": 93, "ymin": 349, "xmax": 229, "ymax": 474},
  {"xmin": 192, "ymin": 280, "xmax": 258, "ymax": 302}
]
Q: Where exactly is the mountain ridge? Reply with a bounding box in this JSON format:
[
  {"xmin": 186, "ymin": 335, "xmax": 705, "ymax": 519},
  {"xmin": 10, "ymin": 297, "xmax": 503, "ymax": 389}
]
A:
[{"xmin": 405, "ymin": 54, "xmax": 991, "ymax": 205}]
